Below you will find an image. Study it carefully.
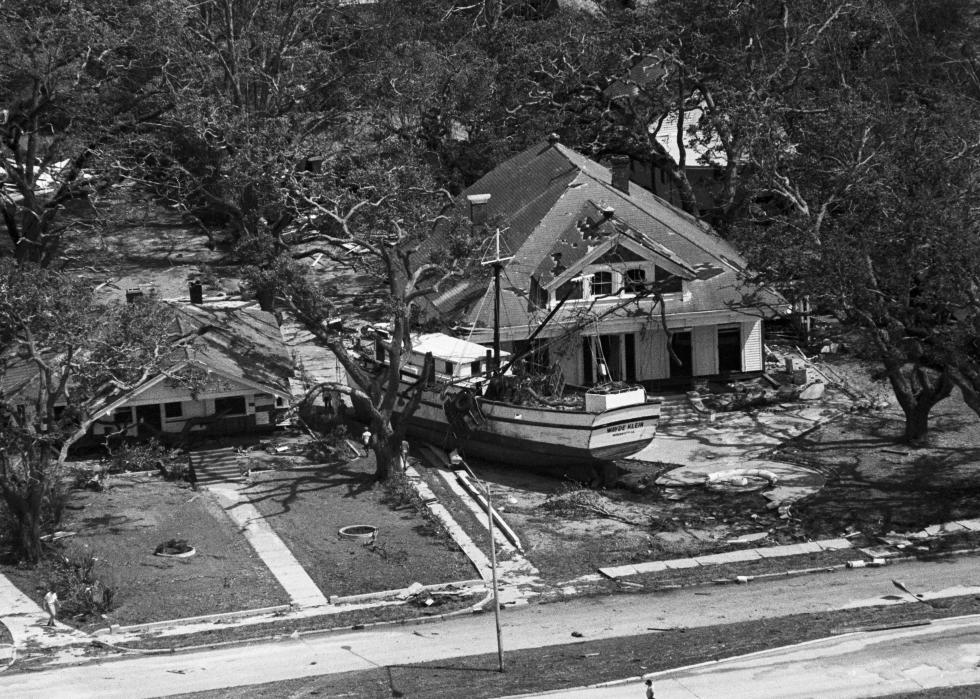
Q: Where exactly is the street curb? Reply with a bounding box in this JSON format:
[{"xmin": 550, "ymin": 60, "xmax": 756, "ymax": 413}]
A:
[
  {"xmin": 97, "ymin": 587, "xmax": 500, "ymax": 657},
  {"xmin": 96, "ymin": 604, "xmax": 293, "ymax": 636}
]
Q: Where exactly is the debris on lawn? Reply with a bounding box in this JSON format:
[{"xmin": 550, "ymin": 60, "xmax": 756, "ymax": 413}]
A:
[
  {"xmin": 726, "ymin": 532, "xmax": 769, "ymax": 545},
  {"xmin": 399, "ymin": 582, "xmax": 425, "ymax": 600},
  {"xmin": 40, "ymin": 531, "xmax": 77, "ymax": 542},
  {"xmin": 154, "ymin": 539, "xmax": 196, "ymax": 558},
  {"xmin": 395, "ymin": 582, "xmax": 479, "ymax": 610},
  {"xmin": 539, "ymin": 489, "xmax": 649, "ymax": 527}
]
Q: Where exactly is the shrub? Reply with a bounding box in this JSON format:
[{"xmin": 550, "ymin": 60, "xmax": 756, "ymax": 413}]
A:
[
  {"xmin": 51, "ymin": 545, "xmax": 116, "ymax": 622},
  {"xmin": 103, "ymin": 439, "xmax": 185, "ymax": 480}
]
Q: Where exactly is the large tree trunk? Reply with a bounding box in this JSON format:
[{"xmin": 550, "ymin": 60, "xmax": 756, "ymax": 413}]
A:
[
  {"xmin": 901, "ymin": 399, "xmax": 934, "ymax": 444},
  {"xmin": 19, "ymin": 506, "xmax": 43, "ymax": 564},
  {"xmin": 886, "ymin": 361, "xmax": 953, "ymax": 446},
  {"xmin": 371, "ymin": 421, "xmax": 399, "ymax": 483}
]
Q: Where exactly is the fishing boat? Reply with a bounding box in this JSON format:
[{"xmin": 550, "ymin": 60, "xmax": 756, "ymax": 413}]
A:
[
  {"xmin": 355, "ymin": 231, "xmax": 661, "ymax": 470},
  {"xmin": 364, "ymin": 331, "xmax": 661, "ymax": 468}
]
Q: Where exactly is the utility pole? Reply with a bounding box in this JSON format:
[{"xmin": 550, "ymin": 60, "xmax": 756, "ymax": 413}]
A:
[{"xmin": 451, "ymin": 451, "xmax": 504, "ymax": 672}]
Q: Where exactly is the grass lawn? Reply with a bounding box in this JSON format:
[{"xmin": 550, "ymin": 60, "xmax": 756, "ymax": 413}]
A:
[
  {"xmin": 2, "ymin": 473, "xmax": 289, "ymax": 627},
  {"xmin": 244, "ymin": 453, "xmax": 476, "ymax": 599}
]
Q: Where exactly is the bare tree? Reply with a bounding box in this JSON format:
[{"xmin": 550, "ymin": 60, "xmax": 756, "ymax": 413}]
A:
[
  {"xmin": 0, "ymin": 262, "xmax": 180, "ymax": 561},
  {"xmin": 243, "ymin": 146, "xmax": 483, "ymax": 481}
]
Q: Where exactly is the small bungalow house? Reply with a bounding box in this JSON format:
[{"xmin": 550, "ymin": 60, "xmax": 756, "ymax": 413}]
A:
[
  {"xmin": 418, "ymin": 135, "xmax": 783, "ymax": 390},
  {"xmin": 1, "ymin": 298, "xmax": 293, "ymax": 442},
  {"xmin": 90, "ymin": 302, "xmax": 293, "ymax": 440}
]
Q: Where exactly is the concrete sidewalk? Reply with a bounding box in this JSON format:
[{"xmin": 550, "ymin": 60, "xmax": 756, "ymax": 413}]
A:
[
  {"xmin": 0, "ymin": 571, "xmax": 89, "ymax": 663},
  {"xmin": 207, "ymin": 482, "xmax": 329, "ymax": 609}
]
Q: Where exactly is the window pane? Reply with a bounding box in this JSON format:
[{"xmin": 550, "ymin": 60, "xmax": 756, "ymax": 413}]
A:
[
  {"xmin": 625, "ymin": 268, "xmax": 646, "ymax": 292},
  {"xmin": 164, "ymin": 401, "xmax": 183, "ymax": 418},
  {"xmin": 592, "ymin": 271, "xmax": 613, "ymax": 296},
  {"xmin": 214, "ymin": 396, "xmax": 246, "ymax": 416}
]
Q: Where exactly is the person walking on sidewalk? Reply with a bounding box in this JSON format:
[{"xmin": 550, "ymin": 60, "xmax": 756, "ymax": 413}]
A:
[
  {"xmin": 43, "ymin": 585, "xmax": 59, "ymax": 627},
  {"xmin": 644, "ymin": 679, "xmax": 655, "ymax": 698}
]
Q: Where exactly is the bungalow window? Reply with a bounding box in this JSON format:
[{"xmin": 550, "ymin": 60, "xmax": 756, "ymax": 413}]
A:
[
  {"xmin": 113, "ymin": 407, "xmax": 133, "ymax": 423},
  {"xmin": 471, "ymin": 360, "xmax": 482, "ymax": 376},
  {"xmin": 214, "ymin": 396, "xmax": 246, "ymax": 416},
  {"xmin": 556, "ymin": 279, "xmax": 583, "ymax": 302},
  {"xmin": 624, "ymin": 268, "xmax": 646, "ymax": 293},
  {"xmin": 444, "ymin": 361, "xmax": 455, "ymax": 375},
  {"xmin": 164, "ymin": 402, "xmax": 183, "ymax": 419},
  {"xmin": 655, "ymin": 266, "xmax": 683, "ymax": 293},
  {"xmin": 590, "ymin": 271, "xmax": 613, "ymax": 297}
]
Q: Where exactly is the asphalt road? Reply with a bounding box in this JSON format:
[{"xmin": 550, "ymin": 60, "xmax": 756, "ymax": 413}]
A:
[{"xmin": 2, "ymin": 556, "xmax": 979, "ymax": 698}]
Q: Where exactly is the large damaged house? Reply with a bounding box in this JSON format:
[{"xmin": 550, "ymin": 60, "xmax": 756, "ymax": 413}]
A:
[{"xmin": 418, "ymin": 135, "xmax": 784, "ymax": 390}]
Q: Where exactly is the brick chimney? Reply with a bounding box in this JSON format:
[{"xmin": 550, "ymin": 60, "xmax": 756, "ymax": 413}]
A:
[
  {"xmin": 610, "ymin": 155, "xmax": 631, "ymax": 194},
  {"xmin": 467, "ymin": 193, "xmax": 491, "ymax": 228},
  {"xmin": 189, "ymin": 280, "xmax": 203, "ymax": 305}
]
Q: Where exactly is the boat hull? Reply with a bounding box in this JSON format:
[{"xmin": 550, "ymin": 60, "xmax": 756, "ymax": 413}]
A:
[{"xmin": 383, "ymin": 380, "xmax": 660, "ymax": 469}]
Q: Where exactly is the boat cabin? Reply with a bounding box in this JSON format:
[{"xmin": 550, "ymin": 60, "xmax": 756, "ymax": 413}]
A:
[{"xmin": 378, "ymin": 332, "xmax": 511, "ymax": 385}]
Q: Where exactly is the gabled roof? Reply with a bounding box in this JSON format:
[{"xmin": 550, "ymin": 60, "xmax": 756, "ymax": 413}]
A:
[
  {"xmin": 418, "ymin": 138, "xmax": 767, "ymax": 331},
  {"xmin": 171, "ymin": 304, "xmax": 293, "ymax": 396}
]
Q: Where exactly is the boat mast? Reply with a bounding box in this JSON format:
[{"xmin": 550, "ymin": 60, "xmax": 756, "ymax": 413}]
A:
[{"xmin": 481, "ymin": 228, "xmax": 513, "ymax": 374}]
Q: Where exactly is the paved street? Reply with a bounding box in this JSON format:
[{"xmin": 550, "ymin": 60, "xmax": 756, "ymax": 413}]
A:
[{"xmin": 2, "ymin": 556, "xmax": 979, "ymax": 698}]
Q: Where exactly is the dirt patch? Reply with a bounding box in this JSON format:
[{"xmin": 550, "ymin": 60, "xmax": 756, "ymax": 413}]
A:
[
  {"xmin": 1, "ymin": 473, "xmax": 289, "ymax": 627},
  {"xmin": 244, "ymin": 454, "xmax": 476, "ymax": 598},
  {"xmin": 464, "ymin": 460, "xmax": 792, "ymax": 582},
  {"xmin": 783, "ymin": 390, "xmax": 980, "ymax": 538}
]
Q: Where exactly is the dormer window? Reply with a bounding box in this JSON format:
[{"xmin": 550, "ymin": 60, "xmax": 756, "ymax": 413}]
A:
[
  {"xmin": 624, "ymin": 268, "xmax": 646, "ymax": 293},
  {"xmin": 591, "ymin": 271, "xmax": 613, "ymax": 297},
  {"xmin": 655, "ymin": 266, "xmax": 683, "ymax": 293},
  {"xmin": 556, "ymin": 278, "xmax": 584, "ymax": 301}
]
